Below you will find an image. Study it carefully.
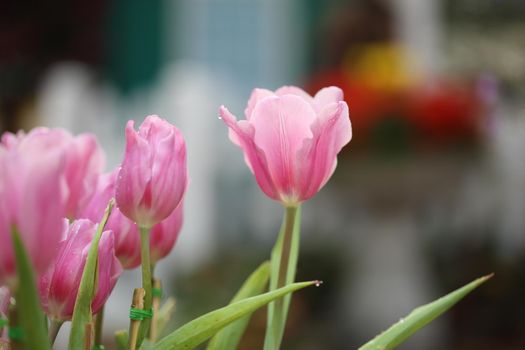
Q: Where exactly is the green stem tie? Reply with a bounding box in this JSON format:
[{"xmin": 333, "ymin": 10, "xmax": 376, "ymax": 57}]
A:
[
  {"xmin": 8, "ymin": 326, "xmax": 24, "ymax": 340},
  {"xmin": 152, "ymin": 287, "xmax": 163, "ymax": 298},
  {"xmin": 129, "ymin": 308, "xmax": 153, "ymax": 321},
  {"xmin": 0, "ymin": 318, "xmax": 7, "ymax": 328}
]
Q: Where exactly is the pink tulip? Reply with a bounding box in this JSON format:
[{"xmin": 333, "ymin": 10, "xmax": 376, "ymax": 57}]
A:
[
  {"xmin": 2, "ymin": 128, "xmax": 105, "ymax": 218},
  {"xmin": 219, "ymin": 86, "xmax": 352, "ymax": 206},
  {"xmin": 0, "ymin": 133, "xmax": 67, "ymax": 286},
  {"xmin": 116, "ymin": 116, "xmax": 188, "ymax": 228},
  {"xmin": 38, "ymin": 219, "xmax": 122, "ymax": 320},
  {"xmin": 81, "ymin": 169, "xmax": 141, "ymax": 269},
  {"xmin": 150, "ymin": 202, "xmax": 183, "ymax": 265}
]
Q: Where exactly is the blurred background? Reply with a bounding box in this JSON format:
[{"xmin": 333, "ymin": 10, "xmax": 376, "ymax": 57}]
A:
[{"xmin": 1, "ymin": 0, "xmax": 525, "ymax": 349}]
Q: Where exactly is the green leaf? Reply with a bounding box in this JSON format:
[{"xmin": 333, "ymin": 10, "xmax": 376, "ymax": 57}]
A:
[
  {"xmin": 206, "ymin": 261, "xmax": 271, "ymax": 350},
  {"xmin": 141, "ymin": 339, "xmax": 154, "ymax": 350},
  {"xmin": 11, "ymin": 228, "xmax": 51, "ymax": 350},
  {"xmin": 359, "ymin": 274, "xmax": 493, "ymax": 350},
  {"xmin": 264, "ymin": 205, "xmax": 301, "ymax": 350},
  {"xmin": 69, "ymin": 199, "xmax": 113, "ymax": 350},
  {"xmin": 115, "ymin": 330, "xmax": 129, "ymax": 350},
  {"xmin": 153, "ymin": 280, "xmax": 317, "ymax": 350}
]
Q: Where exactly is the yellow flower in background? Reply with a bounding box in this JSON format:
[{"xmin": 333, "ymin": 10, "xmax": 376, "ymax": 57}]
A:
[{"xmin": 344, "ymin": 43, "xmax": 422, "ymax": 92}]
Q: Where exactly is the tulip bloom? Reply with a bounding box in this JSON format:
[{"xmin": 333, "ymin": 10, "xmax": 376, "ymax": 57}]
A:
[
  {"xmin": 150, "ymin": 202, "xmax": 183, "ymax": 265},
  {"xmin": 38, "ymin": 219, "xmax": 122, "ymax": 320},
  {"xmin": 219, "ymin": 86, "xmax": 352, "ymax": 206},
  {"xmin": 81, "ymin": 169, "xmax": 141, "ymax": 269},
  {"xmin": 0, "ymin": 133, "xmax": 67, "ymax": 286},
  {"xmin": 116, "ymin": 115, "xmax": 188, "ymax": 228},
  {"xmin": 2, "ymin": 128, "xmax": 105, "ymax": 218}
]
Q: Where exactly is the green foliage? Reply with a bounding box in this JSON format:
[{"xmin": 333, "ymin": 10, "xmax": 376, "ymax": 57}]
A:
[
  {"xmin": 11, "ymin": 228, "xmax": 51, "ymax": 350},
  {"xmin": 69, "ymin": 200, "xmax": 113, "ymax": 350},
  {"xmin": 207, "ymin": 261, "xmax": 271, "ymax": 350},
  {"xmin": 153, "ymin": 280, "xmax": 316, "ymax": 350},
  {"xmin": 359, "ymin": 274, "xmax": 493, "ymax": 350},
  {"xmin": 264, "ymin": 206, "xmax": 302, "ymax": 350}
]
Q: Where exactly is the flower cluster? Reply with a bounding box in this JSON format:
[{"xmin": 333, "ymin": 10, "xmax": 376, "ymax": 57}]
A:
[
  {"xmin": 0, "ymin": 115, "xmax": 187, "ymax": 324},
  {"xmin": 0, "ymin": 86, "xmax": 353, "ymax": 350}
]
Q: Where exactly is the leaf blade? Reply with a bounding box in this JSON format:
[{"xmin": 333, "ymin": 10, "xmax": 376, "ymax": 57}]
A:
[
  {"xmin": 153, "ymin": 280, "xmax": 317, "ymax": 350},
  {"xmin": 359, "ymin": 274, "xmax": 493, "ymax": 350},
  {"xmin": 206, "ymin": 261, "xmax": 271, "ymax": 350},
  {"xmin": 68, "ymin": 199, "xmax": 113, "ymax": 350},
  {"xmin": 11, "ymin": 228, "xmax": 51, "ymax": 350}
]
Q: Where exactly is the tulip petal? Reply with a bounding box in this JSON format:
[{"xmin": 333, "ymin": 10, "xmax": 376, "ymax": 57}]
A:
[
  {"xmin": 219, "ymin": 106, "xmax": 278, "ymax": 200},
  {"xmin": 47, "ymin": 220, "xmax": 93, "ymax": 318},
  {"xmin": 313, "ymin": 86, "xmax": 344, "ymax": 110},
  {"xmin": 39, "ymin": 219, "xmax": 122, "ymax": 320},
  {"xmin": 275, "ymin": 86, "xmax": 313, "ymax": 102},
  {"xmin": 298, "ymin": 101, "xmax": 351, "ymax": 200},
  {"xmin": 250, "ymin": 95, "xmax": 316, "ymax": 203},
  {"xmin": 150, "ymin": 202, "xmax": 184, "ymax": 264},
  {"xmin": 0, "ymin": 192, "xmax": 15, "ymax": 285},
  {"xmin": 149, "ymin": 127, "xmax": 187, "ymax": 226},
  {"xmin": 15, "ymin": 146, "xmax": 66, "ymax": 276},
  {"xmin": 108, "ymin": 209, "xmax": 141, "ymax": 268},
  {"xmin": 92, "ymin": 231, "xmax": 122, "ymax": 314},
  {"xmin": 116, "ymin": 117, "xmax": 187, "ymax": 228},
  {"xmin": 66, "ymin": 134, "xmax": 105, "ymax": 217},
  {"xmin": 0, "ymin": 132, "xmax": 67, "ymax": 285},
  {"xmin": 116, "ymin": 120, "xmax": 153, "ymax": 224},
  {"xmin": 244, "ymin": 88, "xmax": 275, "ymax": 120},
  {"xmin": 140, "ymin": 115, "xmax": 174, "ymax": 144},
  {"xmin": 81, "ymin": 169, "xmax": 142, "ymax": 269},
  {"xmin": 0, "ymin": 149, "xmax": 14, "ymax": 284}
]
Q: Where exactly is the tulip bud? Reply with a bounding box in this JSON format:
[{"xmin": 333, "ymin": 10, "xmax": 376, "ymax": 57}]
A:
[
  {"xmin": 220, "ymin": 86, "xmax": 352, "ymax": 206},
  {"xmin": 116, "ymin": 116, "xmax": 188, "ymax": 228},
  {"xmin": 150, "ymin": 202, "xmax": 183, "ymax": 265},
  {"xmin": 38, "ymin": 219, "xmax": 122, "ymax": 320},
  {"xmin": 81, "ymin": 169, "xmax": 141, "ymax": 269},
  {"xmin": 0, "ymin": 133, "xmax": 67, "ymax": 286}
]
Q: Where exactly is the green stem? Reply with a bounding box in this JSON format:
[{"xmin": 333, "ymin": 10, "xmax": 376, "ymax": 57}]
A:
[
  {"xmin": 48, "ymin": 319, "xmax": 63, "ymax": 345},
  {"xmin": 277, "ymin": 207, "xmax": 297, "ymax": 289},
  {"xmin": 137, "ymin": 226, "xmax": 153, "ymax": 347},
  {"xmin": 272, "ymin": 207, "xmax": 297, "ymax": 344},
  {"xmin": 264, "ymin": 205, "xmax": 301, "ymax": 350},
  {"xmin": 94, "ymin": 305, "xmax": 105, "ymax": 347}
]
